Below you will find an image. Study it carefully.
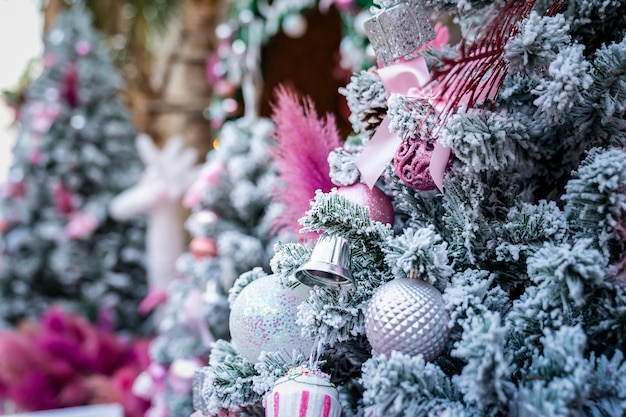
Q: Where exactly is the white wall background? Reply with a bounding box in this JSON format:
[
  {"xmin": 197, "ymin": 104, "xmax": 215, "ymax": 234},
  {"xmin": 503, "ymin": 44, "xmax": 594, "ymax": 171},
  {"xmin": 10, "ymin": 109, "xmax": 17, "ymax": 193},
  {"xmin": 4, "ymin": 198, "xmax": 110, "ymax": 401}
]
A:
[{"xmin": 0, "ymin": 0, "xmax": 43, "ymax": 182}]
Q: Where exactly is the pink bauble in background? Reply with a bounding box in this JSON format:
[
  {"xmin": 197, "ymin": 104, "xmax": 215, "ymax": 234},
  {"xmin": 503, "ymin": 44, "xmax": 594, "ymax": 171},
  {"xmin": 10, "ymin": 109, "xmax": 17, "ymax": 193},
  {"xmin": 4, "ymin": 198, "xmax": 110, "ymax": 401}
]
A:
[
  {"xmin": 189, "ymin": 237, "xmax": 218, "ymax": 259},
  {"xmin": 336, "ymin": 183, "xmax": 394, "ymax": 225},
  {"xmin": 74, "ymin": 40, "xmax": 91, "ymax": 56}
]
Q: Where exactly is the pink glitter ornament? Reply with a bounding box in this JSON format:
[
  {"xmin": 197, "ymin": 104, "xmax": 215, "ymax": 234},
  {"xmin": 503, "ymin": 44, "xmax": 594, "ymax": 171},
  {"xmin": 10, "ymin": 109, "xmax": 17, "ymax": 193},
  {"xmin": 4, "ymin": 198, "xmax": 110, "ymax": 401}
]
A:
[
  {"xmin": 264, "ymin": 367, "xmax": 341, "ymax": 417},
  {"xmin": 336, "ymin": 183, "xmax": 394, "ymax": 224},
  {"xmin": 394, "ymin": 135, "xmax": 444, "ymax": 191}
]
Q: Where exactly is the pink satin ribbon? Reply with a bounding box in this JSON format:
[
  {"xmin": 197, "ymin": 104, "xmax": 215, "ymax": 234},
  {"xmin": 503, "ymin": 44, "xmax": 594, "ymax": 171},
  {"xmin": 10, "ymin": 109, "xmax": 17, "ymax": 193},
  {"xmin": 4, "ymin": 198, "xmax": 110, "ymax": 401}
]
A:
[{"xmin": 356, "ymin": 55, "xmax": 451, "ymax": 192}]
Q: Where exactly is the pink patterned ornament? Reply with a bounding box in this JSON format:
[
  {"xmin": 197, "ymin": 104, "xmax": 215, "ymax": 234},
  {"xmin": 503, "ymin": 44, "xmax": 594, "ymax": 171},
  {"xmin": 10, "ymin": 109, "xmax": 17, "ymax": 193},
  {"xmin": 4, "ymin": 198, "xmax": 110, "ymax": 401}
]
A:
[
  {"xmin": 393, "ymin": 135, "xmax": 443, "ymax": 191},
  {"xmin": 264, "ymin": 367, "xmax": 341, "ymax": 417},
  {"xmin": 336, "ymin": 183, "xmax": 394, "ymax": 224}
]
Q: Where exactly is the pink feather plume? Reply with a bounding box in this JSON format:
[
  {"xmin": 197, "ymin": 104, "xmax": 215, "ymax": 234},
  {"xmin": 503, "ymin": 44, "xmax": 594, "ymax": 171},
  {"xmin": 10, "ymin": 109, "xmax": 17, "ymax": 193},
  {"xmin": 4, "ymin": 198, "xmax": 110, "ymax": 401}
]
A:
[{"xmin": 270, "ymin": 86, "xmax": 341, "ymax": 239}]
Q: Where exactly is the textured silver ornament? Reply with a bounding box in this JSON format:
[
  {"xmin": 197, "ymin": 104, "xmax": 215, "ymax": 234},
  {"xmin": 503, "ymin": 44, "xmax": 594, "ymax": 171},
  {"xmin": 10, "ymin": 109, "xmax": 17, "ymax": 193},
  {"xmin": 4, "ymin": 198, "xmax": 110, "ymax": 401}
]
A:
[
  {"xmin": 364, "ymin": 2, "xmax": 435, "ymax": 65},
  {"xmin": 365, "ymin": 278, "xmax": 449, "ymax": 361}
]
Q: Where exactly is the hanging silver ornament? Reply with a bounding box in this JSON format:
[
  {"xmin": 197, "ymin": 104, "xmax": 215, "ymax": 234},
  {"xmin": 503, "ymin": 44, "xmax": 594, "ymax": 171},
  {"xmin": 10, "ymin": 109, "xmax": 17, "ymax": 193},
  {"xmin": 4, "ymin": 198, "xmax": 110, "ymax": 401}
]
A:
[
  {"xmin": 364, "ymin": 278, "xmax": 449, "ymax": 361},
  {"xmin": 295, "ymin": 234, "xmax": 355, "ymax": 288}
]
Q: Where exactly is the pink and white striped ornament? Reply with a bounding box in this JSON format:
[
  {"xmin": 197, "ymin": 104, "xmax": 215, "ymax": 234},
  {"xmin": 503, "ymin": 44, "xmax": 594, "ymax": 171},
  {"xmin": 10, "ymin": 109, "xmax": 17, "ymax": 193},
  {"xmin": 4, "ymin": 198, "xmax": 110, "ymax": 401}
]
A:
[{"xmin": 264, "ymin": 367, "xmax": 341, "ymax": 417}]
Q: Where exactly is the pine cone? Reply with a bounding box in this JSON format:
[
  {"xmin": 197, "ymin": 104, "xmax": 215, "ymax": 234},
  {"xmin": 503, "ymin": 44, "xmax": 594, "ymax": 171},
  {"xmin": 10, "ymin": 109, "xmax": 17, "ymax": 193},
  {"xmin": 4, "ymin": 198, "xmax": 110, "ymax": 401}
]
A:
[{"xmin": 360, "ymin": 106, "xmax": 387, "ymax": 132}]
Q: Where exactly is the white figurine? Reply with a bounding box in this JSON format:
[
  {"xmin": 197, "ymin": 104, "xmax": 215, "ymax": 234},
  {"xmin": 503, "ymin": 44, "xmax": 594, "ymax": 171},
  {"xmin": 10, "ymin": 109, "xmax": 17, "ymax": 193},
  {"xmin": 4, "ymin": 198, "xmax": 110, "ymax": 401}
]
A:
[{"xmin": 110, "ymin": 134, "xmax": 200, "ymax": 291}]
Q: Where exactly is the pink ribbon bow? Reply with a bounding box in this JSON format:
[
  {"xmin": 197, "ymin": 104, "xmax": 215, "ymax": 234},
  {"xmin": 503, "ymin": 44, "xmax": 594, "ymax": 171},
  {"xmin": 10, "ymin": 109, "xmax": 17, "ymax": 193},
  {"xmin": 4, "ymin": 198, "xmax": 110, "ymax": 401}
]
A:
[{"xmin": 356, "ymin": 25, "xmax": 451, "ymax": 192}]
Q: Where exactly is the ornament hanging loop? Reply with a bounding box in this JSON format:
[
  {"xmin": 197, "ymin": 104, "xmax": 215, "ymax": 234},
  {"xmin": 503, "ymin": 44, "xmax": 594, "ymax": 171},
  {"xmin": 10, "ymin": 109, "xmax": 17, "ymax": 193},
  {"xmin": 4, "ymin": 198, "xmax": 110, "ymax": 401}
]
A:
[{"xmin": 295, "ymin": 234, "xmax": 355, "ymax": 288}]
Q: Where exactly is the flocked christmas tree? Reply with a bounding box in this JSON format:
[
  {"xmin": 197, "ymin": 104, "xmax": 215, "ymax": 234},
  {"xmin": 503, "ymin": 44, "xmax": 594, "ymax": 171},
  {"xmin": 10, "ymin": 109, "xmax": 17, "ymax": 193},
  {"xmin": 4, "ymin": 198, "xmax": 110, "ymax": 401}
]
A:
[
  {"xmin": 0, "ymin": 5, "xmax": 149, "ymax": 332},
  {"xmin": 193, "ymin": 0, "xmax": 626, "ymax": 416},
  {"xmin": 132, "ymin": 1, "xmax": 381, "ymax": 415}
]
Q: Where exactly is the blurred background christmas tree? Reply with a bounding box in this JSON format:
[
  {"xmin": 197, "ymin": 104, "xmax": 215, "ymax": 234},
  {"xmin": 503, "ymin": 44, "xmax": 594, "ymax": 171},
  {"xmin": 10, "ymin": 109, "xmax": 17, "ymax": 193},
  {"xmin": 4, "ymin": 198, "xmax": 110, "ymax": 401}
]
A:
[{"xmin": 0, "ymin": 5, "xmax": 149, "ymax": 332}]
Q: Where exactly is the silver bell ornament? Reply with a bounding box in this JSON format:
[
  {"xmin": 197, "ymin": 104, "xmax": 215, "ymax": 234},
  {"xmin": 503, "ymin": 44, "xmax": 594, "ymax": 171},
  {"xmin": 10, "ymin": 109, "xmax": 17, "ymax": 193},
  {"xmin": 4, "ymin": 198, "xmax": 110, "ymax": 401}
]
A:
[
  {"xmin": 365, "ymin": 278, "xmax": 449, "ymax": 361},
  {"xmin": 229, "ymin": 275, "xmax": 314, "ymax": 363},
  {"xmin": 295, "ymin": 234, "xmax": 355, "ymax": 288},
  {"xmin": 364, "ymin": 1, "xmax": 435, "ymax": 65},
  {"xmin": 264, "ymin": 366, "xmax": 342, "ymax": 417}
]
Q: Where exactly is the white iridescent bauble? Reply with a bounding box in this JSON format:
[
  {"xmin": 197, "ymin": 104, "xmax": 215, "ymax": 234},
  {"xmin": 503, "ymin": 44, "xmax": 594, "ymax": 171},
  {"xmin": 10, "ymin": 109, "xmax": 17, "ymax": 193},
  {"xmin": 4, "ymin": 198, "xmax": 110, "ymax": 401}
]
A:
[
  {"xmin": 364, "ymin": 278, "xmax": 449, "ymax": 361},
  {"xmin": 265, "ymin": 367, "xmax": 341, "ymax": 417},
  {"xmin": 229, "ymin": 275, "xmax": 314, "ymax": 363}
]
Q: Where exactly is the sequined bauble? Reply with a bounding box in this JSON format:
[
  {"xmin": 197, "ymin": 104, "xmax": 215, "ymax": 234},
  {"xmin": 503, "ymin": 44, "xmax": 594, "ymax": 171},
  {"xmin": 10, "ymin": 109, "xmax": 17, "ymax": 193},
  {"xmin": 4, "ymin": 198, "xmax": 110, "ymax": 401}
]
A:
[
  {"xmin": 365, "ymin": 278, "xmax": 449, "ymax": 361},
  {"xmin": 336, "ymin": 183, "xmax": 395, "ymax": 225},
  {"xmin": 265, "ymin": 367, "xmax": 341, "ymax": 417},
  {"xmin": 394, "ymin": 136, "xmax": 438, "ymax": 191},
  {"xmin": 229, "ymin": 275, "xmax": 314, "ymax": 363}
]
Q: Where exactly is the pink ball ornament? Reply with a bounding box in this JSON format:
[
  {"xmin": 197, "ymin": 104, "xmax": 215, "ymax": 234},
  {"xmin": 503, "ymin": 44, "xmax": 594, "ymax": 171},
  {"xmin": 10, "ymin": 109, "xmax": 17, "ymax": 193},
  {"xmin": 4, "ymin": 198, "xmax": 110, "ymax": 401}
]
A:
[
  {"xmin": 336, "ymin": 183, "xmax": 394, "ymax": 225},
  {"xmin": 229, "ymin": 275, "xmax": 314, "ymax": 363},
  {"xmin": 189, "ymin": 237, "xmax": 218, "ymax": 259},
  {"xmin": 43, "ymin": 52, "xmax": 57, "ymax": 68},
  {"xmin": 394, "ymin": 135, "xmax": 439, "ymax": 191},
  {"xmin": 265, "ymin": 367, "xmax": 341, "ymax": 417}
]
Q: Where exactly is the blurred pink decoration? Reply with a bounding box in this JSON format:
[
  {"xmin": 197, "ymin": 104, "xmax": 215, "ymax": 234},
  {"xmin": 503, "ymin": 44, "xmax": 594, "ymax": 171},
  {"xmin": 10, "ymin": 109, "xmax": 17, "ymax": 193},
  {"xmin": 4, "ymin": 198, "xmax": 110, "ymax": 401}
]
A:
[
  {"xmin": 0, "ymin": 306, "xmax": 150, "ymax": 416},
  {"xmin": 110, "ymin": 134, "xmax": 201, "ymax": 291},
  {"xmin": 138, "ymin": 288, "xmax": 169, "ymax": 315},
  {"xmin": 75, "ymin": 40, "xmax": 91, "ymax": 56},
  {"xmin": 0, "ymin": 217, "xmax": 9, "ymax": 234},
  {"xmin": 52, "ymin": 182, "xmax": 75, "ymax": 215},
  {"xmin": 183, "ymin": 160, "xmax": 224, "ymax": 209},
  {"xmin": 336, "ymin": 183, "xmax": 394, "ymax": 225},
  {"xmin": 64, "ymin": 212, "xmax": 99, "ymax": 239},
  {"xmin": 61, "ymin": 63, "xmax": 79, "ymax": 107},
  {"xmin": 43, "ymin": 52, "xmax": 58, "ymax": 68},
  {"xmin": 30, "ymin": 102, "xmax": 61, "ymax": 134},
  {"xmin": 181, "ymin": 288, "xmax": 214, "ymax": 348},
  {"xmin": 132, "ymin": 362, "xmax": 169, "ymax": 417},
  {"xmin": 28, "ymin": 150, "xmax": 44, "ymax": 165},
  {"xmin": 270, "ymin": 86, "xmax": 341, "ymax": 239},
  {"xmin": 5, "ymin": 180, "xmax": 25, "ymax": 199},
  {"xmin": 132, "ymin": 363, "xmax": 167, "ymax": 399},
  {"xmin": 319, "ymin": 0, "xmax": 355, "ymax": 12},
  {"xmin": 167, "ymin": 358, "xmax": 202, "ymax": 395}
]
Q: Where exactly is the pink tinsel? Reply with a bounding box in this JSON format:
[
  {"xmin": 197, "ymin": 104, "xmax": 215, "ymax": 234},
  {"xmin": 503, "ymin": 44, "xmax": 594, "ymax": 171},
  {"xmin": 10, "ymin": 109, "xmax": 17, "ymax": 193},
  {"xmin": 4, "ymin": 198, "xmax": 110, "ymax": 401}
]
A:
[
  {"xmin": 270, "ymin": 86, "xmax": 341, "ymax": 239},
  {"xmin": 0, "ymin": 307, "xmax": 150, "ymax": 417}
]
